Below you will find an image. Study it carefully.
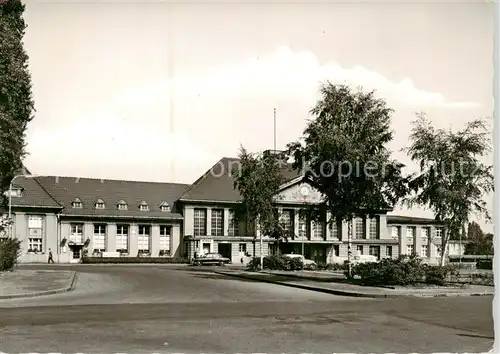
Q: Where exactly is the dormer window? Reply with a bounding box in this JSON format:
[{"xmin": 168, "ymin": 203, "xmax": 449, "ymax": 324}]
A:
[
  {"xmin": 139, "ymin": 201, "xmax": 149, "ymax": 211},
  {"xmin": 5, "ymin": 188, "xmax": 22, "ymax": 197},
  {"xmin": 71, "ymin": 197, "xmax": 83, "ymax": 209},
  {"xmin": 95, "ymin": 199, "xmax": 106, "ymax": 209},
  {"xmin": 117, "ymin": 200, "xmax": 128, "ymax": 210},
  {"xmin": 160, "ymin": 201, "xmax": 170, "ymax": 212}
]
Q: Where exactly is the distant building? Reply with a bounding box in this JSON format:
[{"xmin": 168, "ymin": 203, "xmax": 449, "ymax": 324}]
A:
[{"xmin": 3, "ymin": 157, "xmax": 459, "ymax": 264}]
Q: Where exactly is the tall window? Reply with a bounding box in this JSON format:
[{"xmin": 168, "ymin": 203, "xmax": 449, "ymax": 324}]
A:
[
  {"xmin": 386, "ymin": 246, "xmax": 393, "ymax": 258},
  {"xmin": 357, "ymin": 245, "xmax": 364, "ymax": 255},
  {"xmin": 211, "ymin": 209, "xmax": 224, "ymax": 236},
  {"xmin": 329, "ymin": 220, "xmax": 340, "ymax": 240},
  {"xmin": 406, "ymin": 226, "xmax": 416, "ymax": 245},
  {"xmin": 368, "ymin": 217, "xmax": 379, "ymax": 239},
  {"xmin": 93, "ymin": 224, "xmax": 106, "ymax": 253},
  {"xmin": 138, "ymin": 225, "xmax": 150, "ymax": 253},
  {"xmin": 193, "ymin": 209, "xmax": 206, "ymax": 236},
  {"xmin": 116, "ymin": 225, "xmax": 129, "ymax": 252},
  {"xmin": 28, "ymin": 215, "xmax": 43, "ymax": 252},
  {"xmin": 435, "ymin": 227, "xmax": 444, "ymax": 238},
  {"xmin": 239, "ymin": 243, "xmax": 247, "ymax": 253},
  {"xmin": 355, "ymin": 217, "xmax": 365, "ymax": 239},
  {"xmin": 391, "ymin": 226, "xmax": 400, "ymax": 239},
  {"xmin": 160, "ymin": 225, "xmax": 171, "ymax": 254},
  {"xmin": 70, "ymin": 223, "xmax": 84, "ymax": 243},
  {"xmin": 311, "ymin": 220, "xmax": 325, "ymax": 240},
  {"xmin": 298, "ymin": 216, "xmax": 307, "ymax": 239},
  {"xmin": 369, "ymin": 245, "xmax": 380, "ymax": 260},
  {"xmin": 407, "ymin": 244, "xmax": 414, "ymax": 255},
  {"xmin": 421, "ymin": 244, "xmax": 428, "ymax": 257},
  {"xmin": 280, "ymin": 209, "xmax": 293, "ymax": 235},
  {"xmin": 228, "ymin": 210, "xmax": 239, "ymax": 236}
]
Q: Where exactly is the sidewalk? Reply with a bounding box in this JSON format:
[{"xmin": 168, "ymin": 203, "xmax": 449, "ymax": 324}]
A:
[
  {"xmin": 214, "ymin": 269, "xmax": 494, "ymax": 298},
  {"xmin": 0, "ymin": 269, "xmax": 77, "ymax": 299}
]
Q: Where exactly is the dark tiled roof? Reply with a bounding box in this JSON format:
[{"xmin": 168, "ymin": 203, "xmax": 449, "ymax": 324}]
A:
[
  {"xmin": 10, "ymin": 177, "xmax": 62, "ymax": 209},
  {"xmin": 179, "ymin": 157, "xmax": 301, "ymax": 202},
  {"xmin": 33, "ymin": 176, "xmax": 190, "ymax": 220},
  {"xmin": 387, "ymin": 215, "xmax": 441, "ymax": 225}
]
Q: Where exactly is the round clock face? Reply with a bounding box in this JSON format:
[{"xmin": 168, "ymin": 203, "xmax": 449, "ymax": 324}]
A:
[{"xmin": 299, "ymin": 185, "xmax": 310, "ymax": 197}]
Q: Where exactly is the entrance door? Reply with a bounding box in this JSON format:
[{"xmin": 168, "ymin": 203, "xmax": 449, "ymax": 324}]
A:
[
  {"xmin": 218, "ymin": 243, "xmax": 231, "ymax": 259},
  {"xmin": 202, "ymin": 243, "xmax": 211, "ymax": 255},
  {"xmin": 69, "ymin": 245, "xmax": 82, "ymax": 260}
]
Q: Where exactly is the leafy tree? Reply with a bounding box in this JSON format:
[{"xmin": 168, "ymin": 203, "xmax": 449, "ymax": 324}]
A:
[
  {"xmin": 287, "ymin": 83, "xmax": 407, "ymax": 277},
  {"xmin": 0, "ymin": 0, "xmax": 35, "ymax": 206},
  {"xmin": 405, "ymin": 114, "xmax": 493, "ymax": 266},
  {"xmin": 232, "ymin": 146, "xmax": 290, "ymax": 267},
  {"xmin": 464, "ymin": 222, "xmax": 493, "ymax": 255}
]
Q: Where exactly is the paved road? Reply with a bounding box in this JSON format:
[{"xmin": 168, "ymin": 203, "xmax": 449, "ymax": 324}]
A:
[{"xmin": 0, "ymin": 265, "xmax": 494, "ymax": 353}]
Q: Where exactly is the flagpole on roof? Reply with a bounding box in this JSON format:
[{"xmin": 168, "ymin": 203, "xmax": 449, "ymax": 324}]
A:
[{"xmin": 273, "ymin": 108, "xmax": 277, "ymax": 151}]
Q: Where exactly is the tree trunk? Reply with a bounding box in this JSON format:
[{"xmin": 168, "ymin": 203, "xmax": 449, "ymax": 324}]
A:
[{"xmin": 440, "ymin": 232, "xmax": 448, "ymax": 267}]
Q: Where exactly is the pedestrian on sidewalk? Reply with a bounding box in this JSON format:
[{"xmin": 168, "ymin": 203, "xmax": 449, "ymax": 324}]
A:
[{"xmin": 48, "ymin": 248, "xmax": 55, "ymax": 264}]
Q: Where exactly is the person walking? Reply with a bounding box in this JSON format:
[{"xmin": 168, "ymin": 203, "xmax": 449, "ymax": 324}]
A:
[{"xmin": 48, "ymin": 248, "xmax": 55, "ymax": 264}]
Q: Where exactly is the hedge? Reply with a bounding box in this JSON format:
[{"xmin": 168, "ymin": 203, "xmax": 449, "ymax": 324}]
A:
[
  {"xmin": 0, "ymin": 237, "xmax": 21, "ymax": 271},
  {"xmin": 247, "ymin": 255, "xmax": 306, "ymax": 271},
  {"xmin": 476, "ymin": 259, "xmax": 493, "ymax": 270},
  {"xmin": 81, "ymin": 257, "xmax": 190, "ymax": 264}
]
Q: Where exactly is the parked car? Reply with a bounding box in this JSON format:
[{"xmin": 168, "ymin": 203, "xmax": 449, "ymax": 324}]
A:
[
  {"xmin": 351, "ymin": 254, "xmax": 378, "ymax": 264},
  {"xmin": 283, "ymin": 254, "xmax": 317, "ymax": 270},
  {"xmin": 192, "ymin": 252, "xmax": 231, "ymax": 266}
]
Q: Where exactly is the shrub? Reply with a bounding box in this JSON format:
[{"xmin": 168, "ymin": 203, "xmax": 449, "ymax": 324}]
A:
[
  {"xmin": 247, "ymin": 257, "xmax": 261, "ymax": 271},
  {"xmin": 472, "ymin": 272, "xmax": 494, "ymax": 286},
  {"xmin": 477, "ymin": 259, "xmax": 493, "ymax": 270},
  {"xmin": 246, "ymin": 255, "xmax": 305, "ymax": 271},
  {"xmin": 0, "ymin": 237, "xmax": 21, "ymax": 271},
  {"xmin": 263, "ymin": 254, "xmax": 287, "ymax": 270},
  {"xmin": 286, "ymin": 257, "xmax": 304, "ymax": 271},
  {"xmin": 81, "ymin": 257, "xmax": 189, "ymax": 264},
  {"xmin": 424, "ymin": 265, "xmax": 459, "ymax": 285}
]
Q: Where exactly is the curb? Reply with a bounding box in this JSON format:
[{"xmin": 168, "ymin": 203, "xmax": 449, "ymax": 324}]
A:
[
  {"xmin": 0, "ymin": 271, "xmax": 78, "ymax": 300},
  {"xmin": 214, "ymin": 271, "xmax": 494, "ymax": 299}
]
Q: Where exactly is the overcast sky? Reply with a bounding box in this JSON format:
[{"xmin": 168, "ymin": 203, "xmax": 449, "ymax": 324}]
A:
[{"xmin": 21, "ymin": 1, "xmax": 494, "ymax": 232}]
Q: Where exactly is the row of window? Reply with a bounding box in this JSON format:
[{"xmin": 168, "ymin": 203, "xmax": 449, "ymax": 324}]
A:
[
  {"xmin": 193, "ymin": 208, "xmax": 381, "ymax": 239},
  {"xmin": 69, "ymin": 223, "xmax": 171, "ymax": 253},
  {"xmin": 391, "ymin": 226, "xmax": 444, "ymax": 239},
  {"xmin": 71, "ymin": 198, "xmax": 171, "ymax": 212}
]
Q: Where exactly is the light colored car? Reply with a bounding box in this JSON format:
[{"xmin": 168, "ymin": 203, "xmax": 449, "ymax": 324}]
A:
[
  {"xmin": 193, "ymin": 252, "xmax": 231, "ymax": 266},
  {"xmin": 351, "ymin": 254, "xmax": 378, "ymax": 264},
  {"xmin": 283, "ymin": 254, "xmax": 317, "ymax": 269}
]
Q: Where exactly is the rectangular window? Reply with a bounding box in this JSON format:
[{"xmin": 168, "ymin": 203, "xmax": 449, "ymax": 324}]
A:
[
  {"xmin": 138, "ymin": 225, "xmax": 150, "ymax": 252},
  {"xmin": 369, "ymin": 245, "xmax": 380, "ymax": 260},
  {"xmin": 435, "ymin": 227, "xmax": 444, "ymax": 238},
  {"xmin": 421, "ymin": 244, "xmax": 428, "ymax": 257},
  {"xmin": 70, "ymin": 223, "xmax": 84, "ymax": 243},
  {"xmin": 280, "ymin": 209, "xmax": 294, "ymax": 235},
  {"xmin": 118, "ymin": 204, "xmax": 127, "ymax": 210},
  {"xmin": 116, "ymin": 224, "xmax": 129, "ymax": 252},
  {"xmin": 193, "ymin": 208, "xmax": 207, "ymax": 236},
  {"xmin": 160, "ymin": 225, "xmax": 171, "ymax": 252},
  {"xmin": 239, "ymin": 243, "xmax": 247, "ymax": 253},
  {"xmin": 329, "ymin": 220, "xmax": 341, "ymax": 240},
  {"xmin": 29, "ymin": 237, "xmax": 42, "ymax": 252},
  {"xmin": 356, "ymin": 245, "xmax": 364, "ymax": 255},
  {"xmin": 93, "ymin": 224, "xmax": 106, "ymax": 252},
  {"xmin": 386, "ymin": 246, "xmax": 393, "ymax": 258},
  {"xmin": 406, "ymin": 226, "xmax": 416, "ymax": 239},
  {"xmin": 228, "ymin": 210, "xmax": 239, "ymax": 236},
  {"xmin": 391, "ymin": 226, "xmax": 400, "ymax": 239},
  {"xmin": 407, "ymin": 244, "xmax": 414, "ymax": 255},
  {"xmin": 211, "ymin": 209, "xmax": 224, "ymax": 236},
  {"xmin": 355, "ymin": 217, "xmax": 365, "ymax": 239},
  {"xmin": 28, "ymin": 215, "xmax": 43, "ymax": 251},
  {"xmin": 311, "ymin": 220, "xmax": 325, "ymax": 240},
  {"xmin": 95, "ymin": 203, "xmax": 105, "ymax": 209},
  {"xmin": 368, "ymin": 217, "xmax": 379, "ymax": 239},
  {"xmin": 298, "ymin": 216, "xmax": 307, "ymax": 239}
]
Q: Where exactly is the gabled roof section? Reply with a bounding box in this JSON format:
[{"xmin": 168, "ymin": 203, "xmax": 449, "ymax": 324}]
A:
[
  {"xmin": 95, "ymin": 198, "xmax": 105, "ymax": 204},
  {"xmin": 10, "ymin": 176, "xmax": 62, "ymax": 209},
  {"xmin": 179, "ymin": 157, "xmax": 301, "ymax": 203},
  {"xmin": 35, "ymin": 176, "xmax": 190, "ymax": 219}
]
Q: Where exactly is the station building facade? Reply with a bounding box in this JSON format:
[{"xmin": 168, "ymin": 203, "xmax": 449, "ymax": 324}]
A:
[{"xmin": 4, "ymin": 155, "xmax": 461, "ymax": 264}]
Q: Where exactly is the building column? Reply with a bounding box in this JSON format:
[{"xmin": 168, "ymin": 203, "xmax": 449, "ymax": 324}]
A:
[
  {"xmin": 399, "ymin": 225, "xmax": 407, "ymax": 255},
  {"xmin": 341, "ymin": 220, "xmax": 349, "ymax": 242},
  {"xmin": 414, "ymin": 226, "xmax": 422, "ymax": 257},
  {"xmin": 151, "ymin": 224, "xmax": 160, "ymax": 257},
  {"xmin": 106, "ymin": 223, "xmax": 117, "ymax": 252},
  {"xmin": 129, "ymin": 224, "xmax": 138, "ymax": 256},
  {"xmin": 293, "ymin": 209, "xmax": 299, "ymax": 240},
  {"xmin": 429, "ymin": 226, "xmax": 437, "ymax": 259},
  {"xmin": 223, "ymin": 208, "xmax": 230, "ymax": 235},
  {"xmin": 325, "ymin": 211, "xmax": 332, "ymax": 240},
  {"xmin": 365, "ymin": 217, "xmax": 370, "ymax": 240},
  {"xmin": 84, "ymin": 223, "xmax": 94, "ymax": 251},
  {"xmin": 206, "ymin": 208, "xmax": 212, "ymax": 236}
]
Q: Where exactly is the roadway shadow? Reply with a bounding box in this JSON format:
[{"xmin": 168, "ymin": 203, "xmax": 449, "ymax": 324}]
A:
[{"xmin": 457, "ymin": 333, "xmax": 494, "ymax": 340}]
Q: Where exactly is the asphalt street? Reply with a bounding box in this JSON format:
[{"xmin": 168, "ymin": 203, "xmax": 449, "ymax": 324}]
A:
[{"xmin": 0, "ymin": 265, "xmax": 494, "ymax": 353}]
